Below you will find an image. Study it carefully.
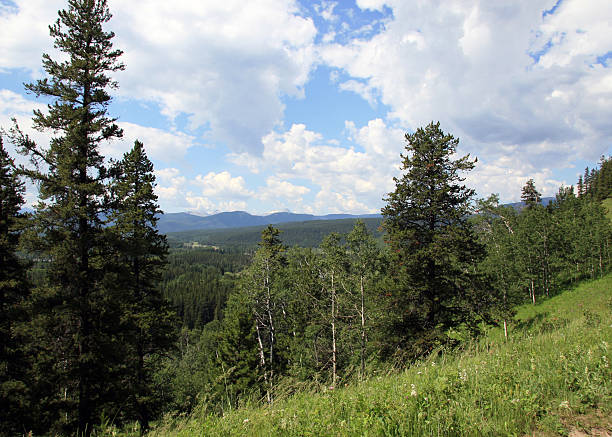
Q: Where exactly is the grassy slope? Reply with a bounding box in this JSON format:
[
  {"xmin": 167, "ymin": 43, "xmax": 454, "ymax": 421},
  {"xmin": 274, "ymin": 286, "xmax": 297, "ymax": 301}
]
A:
[{"xmin": 150, "ymin": 275, "xmax": 612, "ymax": 437}]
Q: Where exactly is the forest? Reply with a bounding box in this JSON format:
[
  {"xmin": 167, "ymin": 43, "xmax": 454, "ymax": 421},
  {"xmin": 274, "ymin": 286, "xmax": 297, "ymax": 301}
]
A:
[{"xmin": 1, "ymin": 1, "xmax": 611, "ymax": 436}]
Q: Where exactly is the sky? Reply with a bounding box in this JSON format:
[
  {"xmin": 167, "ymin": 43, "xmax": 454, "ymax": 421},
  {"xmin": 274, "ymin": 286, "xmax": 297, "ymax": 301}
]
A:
[{"xmin": 1, "ymin": 0, "xmax": 612, "ymax": 216}]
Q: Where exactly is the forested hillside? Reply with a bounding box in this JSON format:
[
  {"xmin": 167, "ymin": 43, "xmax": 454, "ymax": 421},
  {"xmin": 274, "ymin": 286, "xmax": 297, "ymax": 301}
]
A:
[
  {"xmin": 1, "ymin": 2, "xmax": 611, "ymax": 436},
  {"xmin": 165, "ymin": 217, "xmax": 384, "ymax": 250},
  {"xmin": 150, "ymin": 273, "xmax": 612, "ymax": 437}
]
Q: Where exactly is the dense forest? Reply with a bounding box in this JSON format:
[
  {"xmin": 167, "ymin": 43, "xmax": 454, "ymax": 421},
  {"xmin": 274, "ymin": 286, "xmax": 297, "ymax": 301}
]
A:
[
  {"xmin": 1, "ymin": 1, "xmax": 611, "ymax": 436},
  {"xmin": 165, "ymin": 217, "xmax": 384, "ymax": 250}
]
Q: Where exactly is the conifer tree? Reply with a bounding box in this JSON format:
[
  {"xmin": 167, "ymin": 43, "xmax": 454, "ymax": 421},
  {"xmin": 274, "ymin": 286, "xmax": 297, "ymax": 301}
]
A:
[
  {"xmin": 0, "ymin": 137, "xmax": 31, "ymax": 435},
  {"xmin": 107, "ymin": 140, "xmax": 177, "ymax": 434},
  {"xmin": 521, "ymin": 179, "xmax": 541, "ymax": 208},
  {"xmin": 9, "ymin": 0, "xmax": 124, "ymax": 433},
  {"xmin": 382, "ymin": 122, "xmax": 492, "ymax": 358}
]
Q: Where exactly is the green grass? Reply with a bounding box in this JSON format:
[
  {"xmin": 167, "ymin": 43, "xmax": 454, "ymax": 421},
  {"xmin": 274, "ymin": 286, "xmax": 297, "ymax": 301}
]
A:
[{"xmin": 141, "ymin": 276, "xmax": 612, "ymax": 436}]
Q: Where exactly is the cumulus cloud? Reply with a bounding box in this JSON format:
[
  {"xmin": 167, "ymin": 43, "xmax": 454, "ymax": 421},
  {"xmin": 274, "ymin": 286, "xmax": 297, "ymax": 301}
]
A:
[
  {"xmin": 194, "ymin": 171, "xmax": 253, "ymax": 199},
  {"xmin": 111, "ymin": 122, "xmax": 198, "ymax": 163},
  {"xmin": 0, "ymin": 0, "xmax": 60, "ymax": 74},
  {"xmin": 0, "ymin": 89, "xmax": 50, "ymax": 167},
  {"xmin": 228, "ymin": 120, "xmax": 405, "ymax": 213},
  {"xmin": 110, "ymin": 0, "xmax": 317, "ymax": 154},
  {"xmin": 321, "ymin": 0, "xmax": 612, "ymax": 199},
  {"xmin": 1, "ymin": 0, "xmax": 318, "ymax": 155},
  {"xmin": 155, "ymin": 169, "xmax": 255, "ymax": 214}
]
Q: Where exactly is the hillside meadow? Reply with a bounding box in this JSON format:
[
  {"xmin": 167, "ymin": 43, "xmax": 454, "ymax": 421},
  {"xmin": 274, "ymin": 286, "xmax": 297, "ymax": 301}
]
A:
[{"xmin": 93, "ymin": 273, "xmax": 611, "ymax": 437}]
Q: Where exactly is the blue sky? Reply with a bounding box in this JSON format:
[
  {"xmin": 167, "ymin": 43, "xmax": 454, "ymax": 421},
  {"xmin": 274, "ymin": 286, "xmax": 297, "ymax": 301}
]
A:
[{"xmin": 1, "ymin": 0, "xmax": 611, "ymax": 215}]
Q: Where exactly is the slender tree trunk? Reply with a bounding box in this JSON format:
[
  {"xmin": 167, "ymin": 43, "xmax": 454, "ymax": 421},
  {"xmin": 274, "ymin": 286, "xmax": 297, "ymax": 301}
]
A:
[
  {"xmin": 265, "ymin": 261, "xmax": 275, "ymax": 403},
  {"xmin": 360, "ymin": 274, "xmax": 366, "ymax": 380},
  {"xmin": 255, "ymin": 323, "xmax": 270, "ymax": 403},
  {"xmin": 331, "ymin": 272, "xmax": 337, "ymax": 387}
]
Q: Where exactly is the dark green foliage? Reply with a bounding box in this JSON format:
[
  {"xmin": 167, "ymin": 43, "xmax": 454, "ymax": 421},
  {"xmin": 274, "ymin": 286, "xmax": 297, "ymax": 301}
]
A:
[
  {"xmin": 8, "ymin": 1, "xmax": 126, "ymax": 433},
  {"xmin": 107, "ymin": 141, "xmax": 178, "ymax": 434},
  {"xmin": 166, "ymin": 217, "xmax": 383, "ymax": 250},
  {"xmin": 521, "ymin": 178, "xmax": 541, "ymax": 208},
  {"xmin": 236, "ymin": 225, "xmax": 287, "ymax": 402},
  {"xmin": 381, "ymin": 122, "xmax": 493, "ymax": 359},
  {"xmin": 0, "ymin": 137, "xmax": 31, "ymax": 436},
  {"xmin": 473, "ymin": 195, "xmax": 524, "ymax": 333},
  {"xmin": 476, "ymin": 181, "xmax": 612, "ymax": 311},
  {"xmin": 581, "ymin": 156, "xmax": 612, "ymax": 201}
]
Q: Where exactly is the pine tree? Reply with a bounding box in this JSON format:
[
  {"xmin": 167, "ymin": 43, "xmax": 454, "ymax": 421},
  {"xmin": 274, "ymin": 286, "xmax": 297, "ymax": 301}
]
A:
[
  {"xmin": 382, "ymin": 122, "xmax": 491, "ymax": 359},
  {"xmin": 8, "ymin": 0, "xmax": 124, "ymax": 433},
  {"xmin": 0, "ymin": 137, "xmax": 31, "ymax": 435},
  {"xmin": 107, "ymin": 140, "xmax": 177, "ymax": 434},
  {"xmin": 521, "ymin": 179, "xmax": 541, "ymax": 208},
  {"xmin": 577, "ymin": 175, "xmax": 584, "ymax": 197}
]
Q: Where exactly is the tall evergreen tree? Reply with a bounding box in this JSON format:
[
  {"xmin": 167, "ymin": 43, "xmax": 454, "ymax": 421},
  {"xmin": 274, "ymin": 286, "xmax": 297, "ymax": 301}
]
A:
[
  {"xmin": 9, "ymin": 0, "xmax": 124, "ymax": 433},
  {"xmin": 521, "ymin": 179, "xmax": 541, "ymax": 208},
  {"xmin": 0, "ymin": 137, "xmax": 31, "ymax": 435},
  {"xmin": 382, "ymin": 122, "xmax": 492, "ymax": 359},
  {"xmin": 107, "ymin": 140, "xmax": 177, "ymax": 435}
]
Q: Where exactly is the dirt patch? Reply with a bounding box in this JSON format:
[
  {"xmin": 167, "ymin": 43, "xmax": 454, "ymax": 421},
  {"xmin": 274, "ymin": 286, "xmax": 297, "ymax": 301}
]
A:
[{"xmin": 565, "ymin": 411, "xmax": 612, "ymax": 437}]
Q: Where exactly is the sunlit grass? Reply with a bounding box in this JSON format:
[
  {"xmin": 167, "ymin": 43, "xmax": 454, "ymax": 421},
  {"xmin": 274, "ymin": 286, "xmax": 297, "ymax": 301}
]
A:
[{"xmin": 147, "ymin": 275, "xmax": 612, "ymax": 436}]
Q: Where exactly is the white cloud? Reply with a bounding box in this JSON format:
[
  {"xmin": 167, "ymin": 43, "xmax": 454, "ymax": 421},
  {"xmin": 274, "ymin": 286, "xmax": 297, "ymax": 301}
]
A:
[
  {"xmin": 110, "ymin": 0, "xmax": 317, "ymax": 154},
  {"xmin": 259, "ymin": 176, "xmax": 310, "ymax": 199},
  {"xmin": 0, "ymin": 89, "xmax": 50, "ymax": 168},
  {"xmin": 0, "ymin": 0, "xmax": 61, "ymax": 74},
  {"xmin": 324, "ymin": 0, "xmax": 612, "ymax": 201},
  {"xmin": 194, "ymin": 171, "xmax": 253, "ymax": 199},
  {"xmin": 355, "ymin": 0, "xmax": 388, "ymax": 12},
  {"xmin": 1, "ymin": 0, "xmax": 318, "ymax": 155},
  {"xmin": 155, "ymin": 168, "xmax": 254, "ymax": 214},
  {"xmin": 229, "ymin": 121, "xmax": 402, "ymax": 213},
  {"xmin": 112, "ymin": 122, "xmax": 198, "ymax": 163}
]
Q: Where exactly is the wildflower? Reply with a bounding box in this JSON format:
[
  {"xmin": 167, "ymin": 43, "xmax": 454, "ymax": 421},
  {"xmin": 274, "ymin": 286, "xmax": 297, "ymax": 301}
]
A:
[
  {"xmin": 410, "ymin": 384, "xmax": 417, "ymax": 397},
  {"xmin": 559, "ymin": 400, "xmax": 570, "ymax": 409},
  {"xmin": 329, "ymin": 386, "xmax": 334, "ymax": 390},
  {"xmin": 243, "ymin": 419, "xmax": 249, "ymax": 424},
  {"xmin": 510, "ymin": 398, "xmax": 519, "ymax": 404}
]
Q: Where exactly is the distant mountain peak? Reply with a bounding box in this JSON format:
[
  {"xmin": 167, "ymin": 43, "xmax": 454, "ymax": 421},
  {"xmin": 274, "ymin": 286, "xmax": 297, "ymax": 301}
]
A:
[{"xmin": 156, "ymin": 210, "xmax": 382, "ymax": 234}]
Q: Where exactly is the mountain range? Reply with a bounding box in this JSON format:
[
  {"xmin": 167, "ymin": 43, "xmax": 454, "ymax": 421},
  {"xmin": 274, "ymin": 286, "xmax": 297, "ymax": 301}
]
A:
[{"xmin": 156, "ymin": 211, "xmax": 382, "ymax": 234}]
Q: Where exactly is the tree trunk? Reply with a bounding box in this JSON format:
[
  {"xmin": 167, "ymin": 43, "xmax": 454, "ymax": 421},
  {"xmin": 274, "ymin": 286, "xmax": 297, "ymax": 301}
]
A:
[
  {"xmin": 331, "ymin": 272, "xmax": 337, "ymax": 387},
  {"xmin": 360, "ymin": 274, "xmax": 366, "ymax": 380}
]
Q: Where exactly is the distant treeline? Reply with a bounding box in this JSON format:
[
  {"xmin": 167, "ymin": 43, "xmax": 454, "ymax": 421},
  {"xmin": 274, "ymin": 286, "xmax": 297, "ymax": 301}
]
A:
[
  {"xmin": 578, "ymin": 155, "xmax": 612, "ymax": 200},
  {"xmin": 166, "ymin": 217, "xmax": 384, "ymax": 250}
]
